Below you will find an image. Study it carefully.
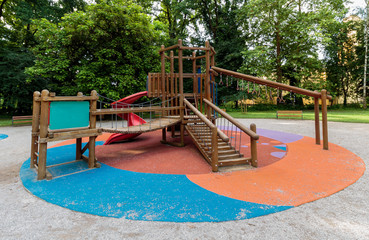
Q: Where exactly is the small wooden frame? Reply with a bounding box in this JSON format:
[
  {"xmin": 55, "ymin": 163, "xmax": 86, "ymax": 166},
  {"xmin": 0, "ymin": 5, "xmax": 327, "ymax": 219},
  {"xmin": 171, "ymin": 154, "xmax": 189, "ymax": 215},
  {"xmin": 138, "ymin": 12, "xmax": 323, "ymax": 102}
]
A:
[
  {"xmin": 12, "ymin": 115, "xmax": 32, "ymax": 126},
  {"xmin": 276, "ymin": 110, "xmax": 303, "ymax": 120},
  {"xmin": 30, "ymin": 90, "xmax": 101, "ymax": 180}
]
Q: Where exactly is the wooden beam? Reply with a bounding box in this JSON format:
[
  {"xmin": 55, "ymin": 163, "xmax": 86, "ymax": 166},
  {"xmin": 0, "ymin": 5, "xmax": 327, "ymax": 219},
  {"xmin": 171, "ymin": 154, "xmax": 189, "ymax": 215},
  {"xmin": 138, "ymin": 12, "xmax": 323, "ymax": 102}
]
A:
[
  {"xmin": 159, "ymin": 44, "xmax": 179, "ymax": 52},
  {"xmin": 41, "ymin": 129, "xmax": 102, "ymax": 143},
  {"xmin": 211, "ymin": 66, "xmax": 332, "ymax": 100},
  {"xmin": 35, "ymin": 95, "xmax": 99, "ymax": 102},
  {"xmin": 180, "ymin": 46, "xmax": 210, "ymax": 51},
  {"xmin": 93, "ymin": 106, "xmax": 184, "ymax": 115}
]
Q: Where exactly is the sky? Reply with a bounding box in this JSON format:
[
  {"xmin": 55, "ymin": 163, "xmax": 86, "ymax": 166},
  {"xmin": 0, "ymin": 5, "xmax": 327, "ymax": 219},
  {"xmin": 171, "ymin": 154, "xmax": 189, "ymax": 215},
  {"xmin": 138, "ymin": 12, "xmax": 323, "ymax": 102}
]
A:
[{"xmin": 348, "ymin": 0, "xmax": 366, "ymax": 14}]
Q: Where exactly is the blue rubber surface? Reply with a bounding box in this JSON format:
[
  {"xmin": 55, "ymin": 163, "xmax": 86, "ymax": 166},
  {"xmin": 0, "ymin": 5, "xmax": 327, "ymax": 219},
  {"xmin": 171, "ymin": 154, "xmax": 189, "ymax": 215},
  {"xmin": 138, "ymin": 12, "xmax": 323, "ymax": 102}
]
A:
[
  {"xmin": 0, "ymin": 134, "xmax": 8, "ymax": 141},
  {"xmin": 20, "ymin": 143, "xmax": 292, "ymax": 222}
]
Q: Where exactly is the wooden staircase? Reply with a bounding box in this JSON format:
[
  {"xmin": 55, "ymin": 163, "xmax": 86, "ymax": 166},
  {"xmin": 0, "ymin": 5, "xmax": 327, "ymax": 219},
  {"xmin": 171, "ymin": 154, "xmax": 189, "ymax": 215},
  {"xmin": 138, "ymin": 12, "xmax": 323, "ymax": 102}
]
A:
[{"xmin": 185, "ymin": 120, "xmax": 251, "ymax": 170}]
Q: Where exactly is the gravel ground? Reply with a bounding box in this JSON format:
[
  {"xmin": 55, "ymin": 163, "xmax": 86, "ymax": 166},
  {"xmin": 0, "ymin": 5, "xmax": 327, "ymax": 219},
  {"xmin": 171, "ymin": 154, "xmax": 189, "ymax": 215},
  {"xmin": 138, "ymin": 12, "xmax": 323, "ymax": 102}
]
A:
[{"xmin": 0, "ymin": 119, "xmax": 368, "ymax": 240}]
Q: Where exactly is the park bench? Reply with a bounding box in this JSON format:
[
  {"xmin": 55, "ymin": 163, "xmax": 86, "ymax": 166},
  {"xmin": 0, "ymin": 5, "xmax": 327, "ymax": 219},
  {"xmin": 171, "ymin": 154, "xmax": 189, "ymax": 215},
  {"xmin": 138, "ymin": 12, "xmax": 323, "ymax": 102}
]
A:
[
  {"xmin": 276, "ymin": 110, "xmax": 303, "ymax": 120},
  {"xmin": 12, "ymin": 115, "xmax": 33, "ymax": 126}
]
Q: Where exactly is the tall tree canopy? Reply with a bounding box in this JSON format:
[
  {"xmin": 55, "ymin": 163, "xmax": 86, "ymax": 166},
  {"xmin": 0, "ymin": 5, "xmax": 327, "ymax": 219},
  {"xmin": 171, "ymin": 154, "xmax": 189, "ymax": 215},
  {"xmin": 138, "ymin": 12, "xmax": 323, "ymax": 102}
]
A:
[
  {"xmin": 239, "ymin": 0, "xmax": 347, "ymax": 90},
  {"xmin": 26, "ymin": 1, "xmax": 166, "ymax": 99},
  {"xmin": 0, "ymin": 0, "xmax": 86, "ymax": 113},
  {"xmin": 325, "ymin": 16, "xmax": 363, "ymax": 105}
]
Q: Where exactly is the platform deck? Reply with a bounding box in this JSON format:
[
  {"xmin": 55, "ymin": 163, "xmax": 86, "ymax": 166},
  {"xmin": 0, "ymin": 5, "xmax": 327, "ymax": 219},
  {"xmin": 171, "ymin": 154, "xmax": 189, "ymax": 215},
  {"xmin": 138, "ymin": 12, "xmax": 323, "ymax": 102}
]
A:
[{"xmin": 101, "ymin": 116, "xmax": 181, "ymax": 134}]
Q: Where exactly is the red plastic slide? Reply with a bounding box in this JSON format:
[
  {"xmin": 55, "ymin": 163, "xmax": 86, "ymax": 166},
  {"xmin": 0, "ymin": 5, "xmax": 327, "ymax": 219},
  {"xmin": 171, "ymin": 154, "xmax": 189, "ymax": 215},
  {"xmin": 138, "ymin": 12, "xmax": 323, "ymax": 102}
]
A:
[{"xmin": 103, "ymin": 91, "xmax": 148, "ymax": 145}]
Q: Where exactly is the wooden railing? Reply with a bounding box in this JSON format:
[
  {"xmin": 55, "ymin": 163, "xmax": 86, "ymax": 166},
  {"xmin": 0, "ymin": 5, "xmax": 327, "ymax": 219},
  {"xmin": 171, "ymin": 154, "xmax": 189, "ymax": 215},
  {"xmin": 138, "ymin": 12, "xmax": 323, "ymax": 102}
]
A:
[
  {"xmin": 203, "ymin": 99, "xmax": 259, "ymax": 167},
  {"xmin": 184, "ymin": 99, "xmax": 228, "ymax": 171},
  {"xmin": 211, "ymin": 66, "xmax": 330, "ymax": 150}
]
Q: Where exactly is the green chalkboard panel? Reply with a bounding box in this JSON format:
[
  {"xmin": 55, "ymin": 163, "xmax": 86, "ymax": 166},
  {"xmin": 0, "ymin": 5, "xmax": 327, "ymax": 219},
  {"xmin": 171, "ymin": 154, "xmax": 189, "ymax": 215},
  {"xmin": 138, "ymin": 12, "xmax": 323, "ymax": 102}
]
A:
[{"xmin": 49, "ymin": 101, "xmax": 90, "ymax": 130}]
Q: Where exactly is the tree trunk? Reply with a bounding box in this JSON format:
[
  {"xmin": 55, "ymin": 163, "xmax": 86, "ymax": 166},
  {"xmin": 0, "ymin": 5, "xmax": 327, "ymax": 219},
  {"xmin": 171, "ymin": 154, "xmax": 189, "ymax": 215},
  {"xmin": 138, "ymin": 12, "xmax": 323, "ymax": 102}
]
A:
[{"xmin": 275, "ymin": 21, "xmax": 282, "ymax": 84}]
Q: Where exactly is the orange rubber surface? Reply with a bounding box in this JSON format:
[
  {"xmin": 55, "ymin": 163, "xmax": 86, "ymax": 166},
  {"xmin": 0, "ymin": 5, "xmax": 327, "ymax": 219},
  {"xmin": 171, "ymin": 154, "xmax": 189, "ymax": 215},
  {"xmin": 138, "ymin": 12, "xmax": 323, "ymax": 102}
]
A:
[{"xmin": 187, "ymin": 136, "xmax": 365, "ymax": 206}]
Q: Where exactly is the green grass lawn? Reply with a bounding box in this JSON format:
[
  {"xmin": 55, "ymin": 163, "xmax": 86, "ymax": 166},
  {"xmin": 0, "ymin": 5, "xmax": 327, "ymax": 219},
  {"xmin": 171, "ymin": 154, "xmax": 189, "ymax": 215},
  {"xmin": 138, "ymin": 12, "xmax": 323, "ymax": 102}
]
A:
[
  {"xmin": 0, "ymin": 117, "xmax": 12, "ymax": 127},
  {"xmin": 228, "ymin": 109, "xmax": 369, "ymax": 123}
]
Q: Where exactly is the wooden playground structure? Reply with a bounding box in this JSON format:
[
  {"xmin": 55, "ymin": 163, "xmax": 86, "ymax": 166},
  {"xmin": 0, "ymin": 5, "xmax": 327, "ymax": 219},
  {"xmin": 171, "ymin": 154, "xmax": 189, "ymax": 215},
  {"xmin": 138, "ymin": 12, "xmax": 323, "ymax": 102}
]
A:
[{"xmin": 30, "ymin": 39, "xmax": 331, "ymax": 180}]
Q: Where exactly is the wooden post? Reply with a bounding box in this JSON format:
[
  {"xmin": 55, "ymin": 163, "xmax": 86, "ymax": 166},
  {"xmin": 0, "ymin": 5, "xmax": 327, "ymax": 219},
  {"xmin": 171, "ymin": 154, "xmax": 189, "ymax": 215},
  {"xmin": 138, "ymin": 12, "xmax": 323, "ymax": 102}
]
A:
[
  {"xmin": 162, "ymin": 128, "xmax": 167, "ymax": 142},
  {"xmin": 205, "ymin": 41, "xmax": 211, "ymax": 119},
  {"xmin": 250, "ymin": 123, "xmax": 258, "ymax": 167},
  {"xmin": 76, "ymin": 92, "xmax": 83, "ymax": 160},
  {"xmin": 210, "ymin": 48, "xmax": 215, "ymax": 103},
  {"xmin": 170, "ymin": 50, "xmax": 176, "ymax": 138},
  {"xmin": 192, "ymin": 51, "xmax": 197, "ymax": 94},
  {"xmin": 161, "ymin": 45, "xmax": 166, "ymax": 116},
  {"xmin": 170, "ymin": 50, "xmax": 174, "ymax": 110},
  {"xmin": 30, "ymin": 91, "xmax": 41, "ymax": 168},
  {"xmin": 76, "ymin": 138, "xmax": 82, "ymax": 160},
  {"xmin": 314, "ymin": 96, "xmax": 320, "ymax": 145},
  {"xmin": 321, "ymin": 89, "xmax": 329, "ymax": 150},
  {"xmin": 38, "ymin": 90, "xmax": 50, "ymax": 180},
  {"xmin": 178, "ymin": 39, "xmax": 185, "ymax": 146},
  {"xmin": 88, "ymin": 90, "xmax": 98, "ymax": 168},
  {"xmin": 211, "ymin": 126, "xmax": 218, "ymax": 172}
]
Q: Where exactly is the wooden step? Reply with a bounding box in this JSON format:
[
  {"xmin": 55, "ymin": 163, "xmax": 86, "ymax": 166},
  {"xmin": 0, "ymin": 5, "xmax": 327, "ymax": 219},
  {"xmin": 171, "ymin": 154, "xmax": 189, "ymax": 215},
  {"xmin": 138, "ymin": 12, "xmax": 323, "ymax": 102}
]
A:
[
  {"xmin": 218, "ymin": 154, "xmax": 242, "ymax": 160},
  {"xmin": 193, "ymin": 132, "xmax": 212, "ymax": 136},
  {"xmin": 218, "ymin": 158, "xmax": 250, "ymax": 167},
  {"xmin": 206, "ymin": 149, "xmax": 237, "ymax": 155},
  {"xmin": 200, "ymin": 142, "xmax": 229, "ymax": 148}
]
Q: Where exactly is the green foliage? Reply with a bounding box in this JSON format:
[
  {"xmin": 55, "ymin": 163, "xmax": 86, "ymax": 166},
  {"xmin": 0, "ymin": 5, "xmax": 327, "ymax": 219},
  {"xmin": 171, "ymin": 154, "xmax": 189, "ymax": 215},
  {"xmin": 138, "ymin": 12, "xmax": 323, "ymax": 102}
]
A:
[
  {"xmin": 324, "ymin": 17, "xmax": 363, "ymax": 105},
  {"xmin": 0, "ymin": 0, "xmax": 87, "ymax": 113},
  {"xmin": 26, "ymin": 1, "xmax": 165, "ymax": 99},
  {"xmin": 239, "ymin": 0, "xmax": 347, "ymax": 89},
  {"xmin": 156, "ymin": 0, "xmax": 196, "ymax": 44},
  {"xmin": 0, "ymin": 46, "xmax": 39, "ymax": 114}
]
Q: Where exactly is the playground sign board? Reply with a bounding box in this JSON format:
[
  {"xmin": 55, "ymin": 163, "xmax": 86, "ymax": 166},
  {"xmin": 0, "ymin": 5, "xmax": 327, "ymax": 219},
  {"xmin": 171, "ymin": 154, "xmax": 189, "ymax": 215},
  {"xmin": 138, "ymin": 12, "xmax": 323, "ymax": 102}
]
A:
[{"xmin": 49, "ymin": 101, "xmax": 90, "ymax": 130}]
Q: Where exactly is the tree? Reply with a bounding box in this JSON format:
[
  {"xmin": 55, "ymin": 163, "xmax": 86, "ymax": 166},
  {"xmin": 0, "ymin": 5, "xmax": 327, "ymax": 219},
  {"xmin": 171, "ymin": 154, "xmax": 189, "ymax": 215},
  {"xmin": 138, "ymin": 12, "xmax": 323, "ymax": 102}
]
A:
[
  {"xmin": 189, "ymin": 0, "xmax": 247, "ymax": 105},
  {"xmin": 239, "ymin": 0, "xmax": 347, "ymax": 91},
  {"xmin": 0, "ymin": 0, "xmax": 87, "ymax": 114},
  {"xmin": 324, "ymin": 18, "xmax": 362, "ymax": 105},
  {"xmin": 26, "ymin": 1, "xmax": 165, "ymax": 100}
]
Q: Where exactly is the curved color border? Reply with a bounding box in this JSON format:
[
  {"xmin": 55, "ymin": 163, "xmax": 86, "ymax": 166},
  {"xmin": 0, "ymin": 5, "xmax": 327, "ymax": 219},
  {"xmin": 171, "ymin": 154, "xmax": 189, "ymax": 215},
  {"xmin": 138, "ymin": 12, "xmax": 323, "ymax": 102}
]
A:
[{"xmin": 20, "ymin": 129, "xmax": 365, "ymax": 222}]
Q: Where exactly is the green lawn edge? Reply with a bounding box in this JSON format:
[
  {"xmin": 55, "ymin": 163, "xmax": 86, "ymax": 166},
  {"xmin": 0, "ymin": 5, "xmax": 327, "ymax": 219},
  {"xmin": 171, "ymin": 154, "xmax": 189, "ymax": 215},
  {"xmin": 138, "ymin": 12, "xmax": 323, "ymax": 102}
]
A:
[{"xmin": 1, "ymin": 109, "xmax": 369, "ymax": 127}]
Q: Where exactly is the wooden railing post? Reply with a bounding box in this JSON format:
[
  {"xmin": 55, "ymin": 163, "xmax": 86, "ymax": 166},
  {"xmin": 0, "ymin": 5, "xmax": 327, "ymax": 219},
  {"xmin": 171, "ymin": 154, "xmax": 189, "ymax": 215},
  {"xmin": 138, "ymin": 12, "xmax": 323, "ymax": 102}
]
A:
[
  {"xmin": 178, "ymin": 39, "xmax": 185, "ymax": 146},
  {"xmin": 38, "ymin": 89, "xmax": 50, "ymax": 180},
  {"xmin": 250, "ymin": 123, "xmax": 258, "ymax": 167},
  {"xmin": 76, "ymin": 92, "xmax": 83, "ymax": 160},
  {"xmin": 314, "ymin": 96, "xmax": 320, "ymax": 145},
  {"xmin": 211, "ymin": 126, "xmax": 218, "ymax": 172},
  {"xmin": 192, "ymin": 51, "xmax": 197, "ymax": 94},
  {"xmin": 205, "ymin": 41, "xmax": 211, "ymax": 120},
  {"xmin": 321, "ymin": 89, "xmax": 329, "ymax": 150},
  {"xmin": 160, "ymin": 45, "xmax": 166, "ymax": 116},
  {"xmin": 30, "ymin": 91, "xmax": 41, "ymax": 168},
  {"xmin": 88, "ymin": 90, "xmax": 98, "ymax": 168}
]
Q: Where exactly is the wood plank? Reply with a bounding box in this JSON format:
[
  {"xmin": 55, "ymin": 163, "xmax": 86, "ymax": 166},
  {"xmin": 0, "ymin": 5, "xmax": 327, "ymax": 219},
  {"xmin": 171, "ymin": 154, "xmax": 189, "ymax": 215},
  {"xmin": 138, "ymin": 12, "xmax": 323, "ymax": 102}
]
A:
[
  {"xmin": 101, "ymin": 117, "xmax": 181, "ymax": 134},
  {"xmin": 218, "ymin": 158, "xmax": 250, "ymax": 167},
  {"xmin": 40, "ymin": 129, "xmax": 102, "ymax": 143},
  {"xmin": 35, "ymin": 96, "xmax": 99, "ymax": 102}
]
